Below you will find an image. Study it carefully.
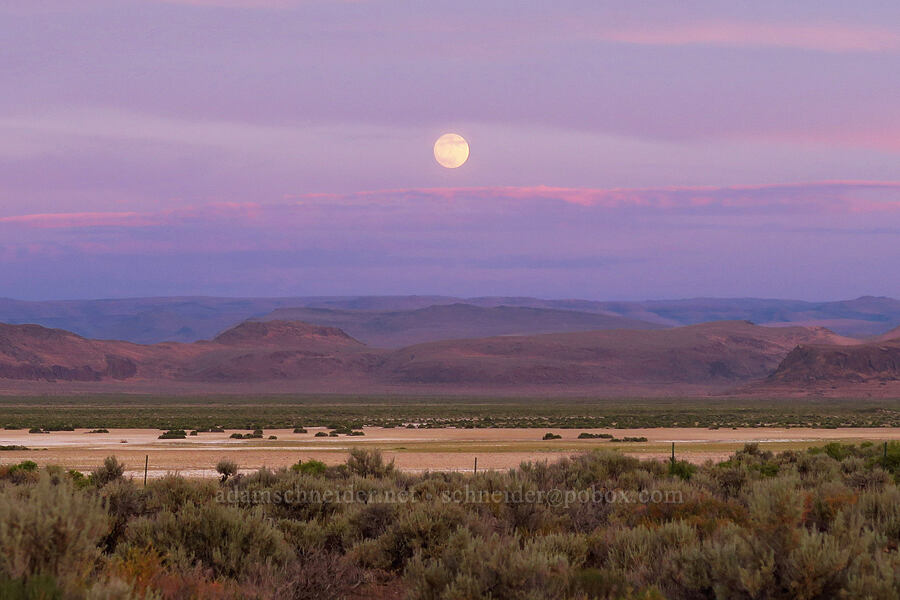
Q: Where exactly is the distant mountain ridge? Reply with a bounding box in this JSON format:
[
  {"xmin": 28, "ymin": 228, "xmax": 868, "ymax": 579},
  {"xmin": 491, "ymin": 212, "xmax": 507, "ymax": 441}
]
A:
[
  {"xmin": 256, "ymin": 303, "xmax": 664, "ymax": 347},
  {"xmin": 0, "ymin": 319, "xmax": 858, "ymax": 395},
  {"xmin": 0, "ymin": 295, "xmax": 898, "ymax": 344}
]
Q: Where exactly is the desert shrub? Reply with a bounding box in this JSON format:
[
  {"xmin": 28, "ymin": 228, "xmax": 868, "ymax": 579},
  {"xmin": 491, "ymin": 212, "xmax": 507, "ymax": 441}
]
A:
[
  {"xmin": 1, "ymin": 438, "xmax": 899, "ymax": 598},
  {"xmin": 589, "ymin": 520, "xmax": 698, "ymax": 581},
  {"xmin": 107, "ymin": 546, "xmax": 228, "ymax": 600},
  {"xmin": 88, "ymin": 429, "xmax": 110, "ymax": 434},
  {"xmin": 1, "ymin": 460, "xmax": 40, "ymax": 484},
  {"xmin": 290, "ymin": 460, "xmax": 326, "ymax": 476},
  {"xmin": 352, "ymin": 501, "xmax": 477, "ymax": 570},
  {"xmin": 314, "ymin": 431, "xmax": 329, "ymax": 437},
  {"xmin": 92, "ymin": 456, "xmax": 126, "ymax": 487},
  {"xmin": 143, "ymin": 474, "xmax": 218, "ymax": 512},
  {"xmin": 292, "ymin": 427, "xmax": 307, "ymax": 434},
  {"xmin": 68, "ymin": 469, "xmax": 90, "ymax": 489},
  {"xmin": 347, "ymin": 502, "xmax": 398, "ymax": 541},
  {"xmin": 157, "ymin": 430, "xmax": 186, "ymax": 440},
  {"xmin": 346, "ymin": 449, "xmax": 395, "ymax": 479},
  {"xmin": 0, "ymin": 574, "xmax": 63, "ymax": 600},
  {"xmin": 0, "ymin": 445, "xmax": 29, "ymax": 451},
  {"xmin": 543, "ymin": 432, "xmax": 562, "ymax": 440},
  {"xmin": 83, "ymin": 576, "xmax": 147, "ymax": 600},
  {"xmin": 216, "ymin": 460, "xmax": 238, "ymax": 483},
  {"xmin": 121, "ymin": 501, "xmax": 291, "ymax": 579},
  {"xmin": 0, "ymin": 474, "xmax": 109, "ymax": 587},
  {"xmin": 99, "ymin": 479, "xmax": 147, "ymax": 554},
  {"xmin": 406, "ymin": 529, "xmax": 570, "ymax": 600},
  {"xmin": 711, "ymin": 466, "xmax": 748, "ymax": 497},
  {"xmin": 11, "ymin": 460, "xmax": 38, "ymax": 472},
  {"xmin": 794, "ymin": 452, "xmax": 842, "ymax": 483},
  {"xmin": 854, "ymin": 487, "xmax": 900, "ymax": 540},
  {"xmin": 802, "ymin": 481, "xmax": 856, "ymax": 532},
  {"xmin": 528, "ymin": 533, "xmax": 590, "ymax": 569},
  {"xmin": 243, "ymin": 551, "xmax": 364, "ymax": 600},
  {"xmin": 668, "ymin": 460, "xmax": 696, "ymax": 481}
]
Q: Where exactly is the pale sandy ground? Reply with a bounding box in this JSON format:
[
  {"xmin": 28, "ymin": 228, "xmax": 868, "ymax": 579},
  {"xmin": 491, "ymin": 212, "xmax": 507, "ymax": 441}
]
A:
[{"xmin": 4, "ymin": 426, "xmax": 900, "ymax": 477}]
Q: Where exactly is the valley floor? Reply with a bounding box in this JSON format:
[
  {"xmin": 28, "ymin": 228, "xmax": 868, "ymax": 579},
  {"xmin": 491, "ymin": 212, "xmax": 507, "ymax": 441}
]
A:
[{"xmin": 6, "ymin": 425, "xmax": 900, "ymax": 476}]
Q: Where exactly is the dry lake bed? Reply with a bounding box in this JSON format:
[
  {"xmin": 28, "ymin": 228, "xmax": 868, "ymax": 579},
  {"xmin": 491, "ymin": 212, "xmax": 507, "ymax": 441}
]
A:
[{"xmin": 5, "ymin": 426, "xmax": 900, "ymax": 478}]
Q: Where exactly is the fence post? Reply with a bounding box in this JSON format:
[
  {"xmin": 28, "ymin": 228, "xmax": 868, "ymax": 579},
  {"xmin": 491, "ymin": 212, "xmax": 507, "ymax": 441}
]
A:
[
  {"xmin": 671, "ymin": 442, "xmax": 676, "ymax": 464},
  {"xmin": 143, "ymin": 455, "xmax": 149, "ymax": 487},
  {"xmin": 474, "ymin": 457, "xmax": 478, "ymax": 475}
]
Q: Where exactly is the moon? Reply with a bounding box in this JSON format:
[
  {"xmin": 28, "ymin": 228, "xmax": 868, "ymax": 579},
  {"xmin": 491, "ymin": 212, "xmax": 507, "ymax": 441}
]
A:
[{"xmin": 433, "ymin": 133, "xmax": 469, "ymax": 169}]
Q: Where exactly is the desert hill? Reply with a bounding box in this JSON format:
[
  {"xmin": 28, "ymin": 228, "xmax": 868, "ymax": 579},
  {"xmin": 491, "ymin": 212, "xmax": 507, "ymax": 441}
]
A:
[
  {"xmin": 0, "ymin": 320, "xmax": 380, "ymax": 384},
  {"xmin": 0, "ymin": 323, "xmax": 140, "ymax": 381},
  {"xmin": 0, "ymin": 318, "xmax": 885, "ymax": 394},
  {"xmin": 768, "ymin": 339, "xmax": 900, "ymax": 385},
  {"xmin": 382, "ymin": 321, "xmax": 852, "ymax": 387},
  {"xmin": 182, "ymin": 321, "xmax": 380, "ymax": 382},
  {"xmin": 257, "ymin": 303, "xmax": 663, "ymax": 347},
  {"xmin": 875, "ymin": 326, "xmax": 900, "ymax": 343},
  {"xmin": 212, "ymin": 320, "xmax": 361, "ymax": 348}
]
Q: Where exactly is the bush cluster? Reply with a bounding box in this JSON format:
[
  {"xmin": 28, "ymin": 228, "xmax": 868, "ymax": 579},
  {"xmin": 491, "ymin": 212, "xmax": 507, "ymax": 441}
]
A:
[{"xmin": 3, "ymin": 442, "xmax": 900, "ymax": 598}]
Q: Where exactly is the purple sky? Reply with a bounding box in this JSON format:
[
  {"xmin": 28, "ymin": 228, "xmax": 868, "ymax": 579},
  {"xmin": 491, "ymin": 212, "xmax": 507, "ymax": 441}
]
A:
[{"xmin": 1, "ymin": 1, "xmax": 899, "ymax": 300}]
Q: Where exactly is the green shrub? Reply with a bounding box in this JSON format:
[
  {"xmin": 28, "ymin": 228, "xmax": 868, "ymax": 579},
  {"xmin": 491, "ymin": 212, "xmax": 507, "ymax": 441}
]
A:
[
  {"xmin": 577, "ymin": 432, "xmax": 613, "ymax": 439},
  {"xmin": 91, "ymin": 456, "xmax": 126, "ymax": 487},
  {"xmin": 290, "ymin": 460, "xmax": 326, "ymax": 477},
  {"xmin": 121, "ymin": 501, "xmax": 291, "ymax": 579},
  {"xmin": 0, "ymin": 574, "xmax": 63, "ymax": 600},
  {"xmin": 668, "ymin": 460, "xmax": 697, "ymax": 481},
  {"xmin": 353, "ymin": 502, "xmax": 475, "ymax": 570},
  {"xmin": 216, "ymin": 459, "xmax": 239, "ymax": 483},
  {"xmin": 346, "ymin": 449, "xmax": 394, "ymax": 479},
  {"xmin": 0, "ymin": 474, "xmax": 109, "ymax": 586},
  {"xmin": 406, "ymin": 529, "xmax": 570, "ymax": 600}
]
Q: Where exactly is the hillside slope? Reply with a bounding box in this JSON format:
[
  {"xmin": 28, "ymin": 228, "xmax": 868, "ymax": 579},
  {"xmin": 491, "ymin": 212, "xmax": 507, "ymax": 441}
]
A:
[
  {"xmin": 0, "ymin": 319, "xmax": 870, "ymax": 394},
  {"xmin": 382, "ymin": 321, "xmax": 851, "ymax": 386},
  {"xmin": 769, "ymin": 340, "xmax": 900, "ymax": 384},
  {"xmin": 258, "ymin": 303, "xmax": 663, "ymax": 347}
]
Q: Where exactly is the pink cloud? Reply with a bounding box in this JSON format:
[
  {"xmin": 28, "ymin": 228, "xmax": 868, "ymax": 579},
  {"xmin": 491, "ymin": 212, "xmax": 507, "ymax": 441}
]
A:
[
  {"xmin": 3, "ymin": 181, "xmax": 899, "ymax": 237},
  {"xmin": 597, "ymin": 21, "xmax": 900, "ymax": 53},
  {"xmin": 0, "ymin": 212, "xmax": 160, "ymax": 229},
  {"xmin": 155, "ymin": 0, "xmax": 357, "ymax": 7}
]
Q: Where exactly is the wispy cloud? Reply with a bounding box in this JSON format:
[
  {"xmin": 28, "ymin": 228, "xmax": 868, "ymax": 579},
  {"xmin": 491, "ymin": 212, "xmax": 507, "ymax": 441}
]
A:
[
  {"xmin": 597, "ymin": 21, "xmax": 900, "ymax": 53},
  {"xmin": 1, "ymin": 181, "xmax": 898, "ymax": 234},
  {"xmin": 1, "ymin": 181, "xmax": 898, "ymax": 299}
]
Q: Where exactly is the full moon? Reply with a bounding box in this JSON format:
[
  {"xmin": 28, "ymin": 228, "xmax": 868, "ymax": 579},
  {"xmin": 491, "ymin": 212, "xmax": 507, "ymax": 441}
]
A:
[{"xmin": 433, "ymin": 133, "xmax": 469, "ymax": 169}]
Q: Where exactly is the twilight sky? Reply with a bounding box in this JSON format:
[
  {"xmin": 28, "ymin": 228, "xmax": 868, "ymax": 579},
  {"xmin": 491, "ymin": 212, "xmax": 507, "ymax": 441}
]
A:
[{"xmin": 1, "ymin": 1, "xmax": 898, "ymax": 300}]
